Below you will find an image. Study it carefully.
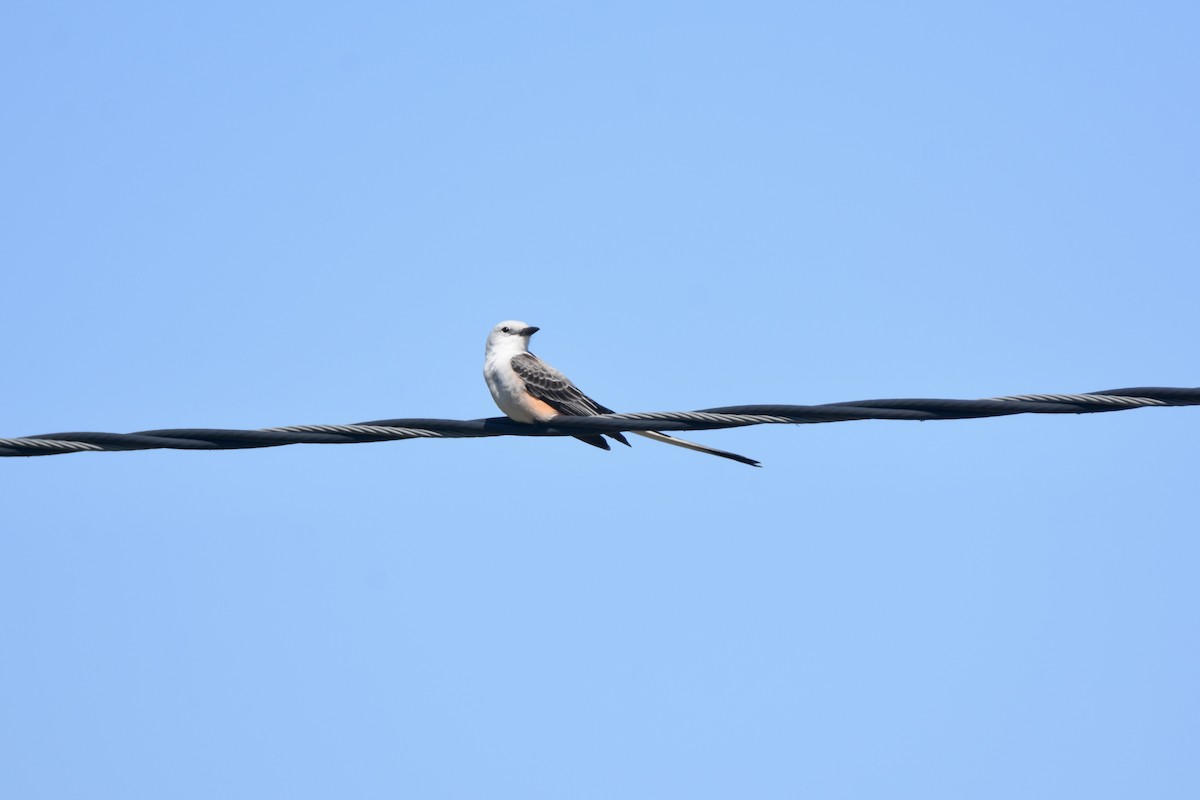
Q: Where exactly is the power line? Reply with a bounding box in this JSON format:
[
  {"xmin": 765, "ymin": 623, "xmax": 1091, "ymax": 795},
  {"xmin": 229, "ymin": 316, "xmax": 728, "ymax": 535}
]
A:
[{"xmin": 1, "ymin": 386, "xmax": 1195, "ymax": 458}]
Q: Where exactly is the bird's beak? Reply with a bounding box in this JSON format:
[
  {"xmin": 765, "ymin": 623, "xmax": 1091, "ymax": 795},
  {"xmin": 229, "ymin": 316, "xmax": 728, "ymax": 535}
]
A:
[{"xmin": 520, "ymin": 326, "xmax": 540, "ymax": 336}]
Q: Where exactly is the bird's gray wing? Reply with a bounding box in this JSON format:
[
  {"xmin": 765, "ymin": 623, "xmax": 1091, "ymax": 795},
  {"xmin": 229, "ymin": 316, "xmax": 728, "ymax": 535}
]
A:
[
  {"xmin": 511, "ymin": 352, "xmax": 630, "ymax": 448},
  {"xmin": 511, "ymin": 352, "xmax": 615, "ymax": 416}
]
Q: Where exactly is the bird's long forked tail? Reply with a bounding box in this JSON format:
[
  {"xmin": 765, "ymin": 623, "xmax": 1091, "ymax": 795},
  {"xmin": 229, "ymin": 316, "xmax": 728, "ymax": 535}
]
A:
[{"xmin": 633, "ymin": 430, "xmax": 761, "ymax": 467}]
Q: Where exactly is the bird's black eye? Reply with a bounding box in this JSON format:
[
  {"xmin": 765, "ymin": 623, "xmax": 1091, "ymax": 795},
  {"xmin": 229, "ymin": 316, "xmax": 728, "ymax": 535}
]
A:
[{"xmin": 501, "ymin": 326, "xmax": 511, "ymax": 333}]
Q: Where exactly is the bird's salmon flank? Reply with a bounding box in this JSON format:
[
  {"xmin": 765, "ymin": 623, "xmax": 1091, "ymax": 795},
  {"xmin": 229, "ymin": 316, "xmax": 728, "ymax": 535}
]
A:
[{"xmin": 483, "ymin": 320, "xmax": 760, "ymax": 466}]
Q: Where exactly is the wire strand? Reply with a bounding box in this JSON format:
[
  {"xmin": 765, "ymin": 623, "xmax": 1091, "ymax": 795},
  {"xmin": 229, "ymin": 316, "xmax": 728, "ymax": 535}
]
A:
[{"xmin": 2, "ymin": 386, "xmax": 1196, "ymax": 457}]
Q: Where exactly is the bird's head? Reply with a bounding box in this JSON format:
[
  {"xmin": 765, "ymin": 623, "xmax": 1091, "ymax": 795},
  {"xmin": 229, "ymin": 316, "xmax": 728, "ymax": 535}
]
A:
[{"xmin": 486, "ymin": 320, "xmax": 540, "ymax": 352}]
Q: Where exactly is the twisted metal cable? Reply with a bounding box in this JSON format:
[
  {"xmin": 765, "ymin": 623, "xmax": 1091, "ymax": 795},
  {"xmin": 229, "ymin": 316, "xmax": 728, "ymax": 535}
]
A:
[{"xmin": 1, "ymin": 386, "xmax": 1195, "ymax": 458}]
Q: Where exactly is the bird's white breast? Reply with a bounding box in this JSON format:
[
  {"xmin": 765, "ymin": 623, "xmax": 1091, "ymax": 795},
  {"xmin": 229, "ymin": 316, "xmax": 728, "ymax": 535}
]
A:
[{"xmin": 484, "ymin": 348, "xmax": 537, "ymax": 423}]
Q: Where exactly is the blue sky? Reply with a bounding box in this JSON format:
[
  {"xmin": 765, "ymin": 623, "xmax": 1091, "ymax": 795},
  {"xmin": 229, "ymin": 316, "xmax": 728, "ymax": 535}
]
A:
[{"xmin": 2, "ymin": 3, "xmax": 1198, "ymax": 798}]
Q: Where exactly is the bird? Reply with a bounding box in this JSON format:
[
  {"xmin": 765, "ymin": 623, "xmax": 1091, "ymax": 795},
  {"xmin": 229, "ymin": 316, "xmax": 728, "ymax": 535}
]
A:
[{"xmin": 483, "ymin": 320, "xmax": 760, "ymax": 466}]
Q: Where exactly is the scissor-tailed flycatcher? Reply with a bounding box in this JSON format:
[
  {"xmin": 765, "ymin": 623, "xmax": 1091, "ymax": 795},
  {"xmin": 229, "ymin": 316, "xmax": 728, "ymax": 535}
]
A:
[{"xmin": 484, "ymin": 320, "xmax": 760, "ymax": 466}]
